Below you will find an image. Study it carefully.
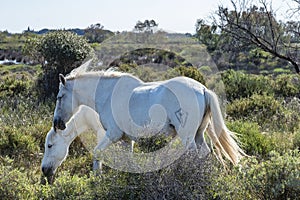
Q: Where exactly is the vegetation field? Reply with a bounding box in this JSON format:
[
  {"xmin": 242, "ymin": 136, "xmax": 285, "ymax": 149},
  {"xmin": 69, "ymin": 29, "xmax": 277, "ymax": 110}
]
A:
[{"xmin": 0, "ymin": 59, "xmax": 299, "ymax": 199}]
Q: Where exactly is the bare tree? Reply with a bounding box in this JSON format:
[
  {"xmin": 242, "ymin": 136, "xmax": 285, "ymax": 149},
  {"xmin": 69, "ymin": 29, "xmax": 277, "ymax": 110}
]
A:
[
  {"xmin": 134, "ymin": 20, "xmax": 158, "ymax": 33},
  {"xmin": 288, "ymin": 0, "xmax": 300, "ymax": 17},
  {"xmin": 215, "ymin": 0, "xmax": 300, "ymax": 73}
]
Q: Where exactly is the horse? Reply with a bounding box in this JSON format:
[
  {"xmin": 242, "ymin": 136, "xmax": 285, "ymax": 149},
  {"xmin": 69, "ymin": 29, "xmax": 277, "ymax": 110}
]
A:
[{"xmin": 42, "ymin": 70, "xmax": 246, "ymax": 181}]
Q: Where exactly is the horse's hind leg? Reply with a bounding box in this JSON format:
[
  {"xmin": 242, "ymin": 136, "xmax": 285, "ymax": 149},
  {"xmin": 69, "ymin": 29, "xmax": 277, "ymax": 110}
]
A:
[
  {"xmin": 195, "ymin": 125, "xmax": 211, "ymax": 158},
  {"xmin": 194, "ymin": 111, "xmax": 211, "ymax": 158}
]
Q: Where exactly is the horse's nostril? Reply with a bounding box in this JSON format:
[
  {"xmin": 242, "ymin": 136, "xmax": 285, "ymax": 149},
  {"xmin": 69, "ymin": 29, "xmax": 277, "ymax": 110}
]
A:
[
  {"xmin": 42, "ymin": 166, "xmax": 53, "ymax": 176},
  {"xmin": 42, "ymin": 166, "xmax": 45, "ymax": 173},
  {"xmin": 53, "ymin": 118, "xmax": 58, "ymax": 132},
  {"xmin": 53, "ymin": 118, "xmax": 66, "ymax": 131}
]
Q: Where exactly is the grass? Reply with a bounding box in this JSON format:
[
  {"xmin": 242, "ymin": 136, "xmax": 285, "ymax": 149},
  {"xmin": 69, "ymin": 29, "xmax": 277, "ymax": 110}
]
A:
[{"xmin": 0, "ymin": 64, "xmax": 42, "ymax": 74}]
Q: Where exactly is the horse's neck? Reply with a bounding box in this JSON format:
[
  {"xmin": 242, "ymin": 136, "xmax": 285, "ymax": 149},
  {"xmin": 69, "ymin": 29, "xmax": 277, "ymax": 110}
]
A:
[{"xmin": 72, "ymin": 77, "xmax": 117, "ymax": 109}]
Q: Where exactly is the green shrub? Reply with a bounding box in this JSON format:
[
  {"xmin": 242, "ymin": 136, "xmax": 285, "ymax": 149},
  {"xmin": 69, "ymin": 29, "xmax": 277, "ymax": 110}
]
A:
[
  {"xmin": 0, "ymin": 73, "xmax": 33, "ymax": 97},
  {"xmin": 221, "ymin": 70, "xmax": 273, "ymax": 101},
  {"xmin": 294, "ymin": 130, "xmax": 300, "ymax": 150},
  {"xmin": 173, "ymin": 66, "xmax": 205, "ymax": 84},
  {"xmin": 222, "ymin": 70, "xmax": 300, "ymax": 102},
  {"xmin": 227, "ymin": 94, "xmax": 300, "ymax": 132},
  {"xmin": 273, "ymin": 68, "xmax": 291, "ymax": 74},
  {"xmin": 273, "ymin": 74, "xmax": 300, "ymax": 98},
  {"xmin": 39, "ymin": 172, "xmax": 92, "ymax": 200},
  {"xmin": 227, "ymin": 94, "xmax": 280, "ymax": 125},
  {"xmin": 209, "ymin": 150, "xmax": 300, "ymax": 200},
  {"xmin": 0, "ymin": 157, "xmax": 39, "ymax": 200},
  {"xmin": 227, "ymin": 121, "xmax": 276, "ymax": 156},
  {"xmin": 24, "ymin": 31, "xmax": 94, "ymax": 98},
  {"xmin": 0, "ymin": 125, "xmax": 39, "ymax": 158}
]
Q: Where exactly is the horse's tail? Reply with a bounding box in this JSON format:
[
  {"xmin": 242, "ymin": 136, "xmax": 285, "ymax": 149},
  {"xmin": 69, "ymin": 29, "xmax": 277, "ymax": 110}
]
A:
[{"xmin": 204, "ymin": 89, "xmax": 246, "ymax": 165}]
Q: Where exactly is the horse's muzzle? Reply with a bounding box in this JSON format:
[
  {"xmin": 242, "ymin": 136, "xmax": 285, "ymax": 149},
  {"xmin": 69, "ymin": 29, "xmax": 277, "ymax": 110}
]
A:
[
  {"xmin": 41, "ymin": 166, "xmax": 55, "ymax": 184},
  {"xmin": 53, "ymin": 117, "xmax": 66, "ymax": 131},
  {"xmin": 42, "ymin": 166, "xmax": 54, "ymax": 177}
]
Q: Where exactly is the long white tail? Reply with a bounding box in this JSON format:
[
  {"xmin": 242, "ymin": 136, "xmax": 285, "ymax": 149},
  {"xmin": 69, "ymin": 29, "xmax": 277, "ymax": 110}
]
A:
[{"xmin": 204, "ymin": 89, "xmax": 246, "ymax": 165}]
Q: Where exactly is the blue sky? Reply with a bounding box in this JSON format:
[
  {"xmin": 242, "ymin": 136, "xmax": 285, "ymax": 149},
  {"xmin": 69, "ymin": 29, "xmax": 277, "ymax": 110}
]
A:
[{"xmin": 0, "ymin": 0, "xmax": 295, "ymax": 34}]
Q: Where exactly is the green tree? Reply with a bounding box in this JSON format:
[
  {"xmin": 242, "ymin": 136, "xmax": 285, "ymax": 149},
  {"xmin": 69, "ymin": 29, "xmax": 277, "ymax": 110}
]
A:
[
  {"xmin": 195, "ymin": 19, "xmax": 220, "ymax": 52},
  {"xmin": 24, "ymin": 30, "xmax": 93, "ymax": 98},
  {"xmin": 84, "ymin": 23, "xmax": 114, "ymax": 43}
]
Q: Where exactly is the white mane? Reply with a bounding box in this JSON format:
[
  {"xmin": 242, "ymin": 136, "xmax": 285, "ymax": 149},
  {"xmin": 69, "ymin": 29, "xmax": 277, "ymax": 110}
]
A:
[{"xmin": 65, "ymin": 59, "xmax": 130, "ymax": 80}]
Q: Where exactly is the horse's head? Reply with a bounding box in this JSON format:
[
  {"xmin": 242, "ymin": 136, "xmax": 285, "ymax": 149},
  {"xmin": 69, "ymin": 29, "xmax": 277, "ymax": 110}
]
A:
[
  {"xmin": 53, "ymin": 74, "xmax": 74, "ymax": 131},
  {"xmin": 41, "ymin": 128, "xmax": 70, "ymax": 184}
]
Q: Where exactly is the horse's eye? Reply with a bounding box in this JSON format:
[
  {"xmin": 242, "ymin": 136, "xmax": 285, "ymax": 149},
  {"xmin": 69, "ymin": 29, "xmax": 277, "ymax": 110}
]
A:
[{"xmin": 48, "ymin": 144, "xmax": 53, "ymax": 148}]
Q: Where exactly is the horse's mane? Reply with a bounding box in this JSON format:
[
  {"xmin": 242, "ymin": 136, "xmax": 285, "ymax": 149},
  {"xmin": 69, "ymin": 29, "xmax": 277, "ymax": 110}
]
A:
[
  {"xmin": 65, "ymin": 70, "xmax": 128, "ymax": 80},
  {"xmin": 63, "ymin": 59, "xmax": 131, "ymax": 81}
]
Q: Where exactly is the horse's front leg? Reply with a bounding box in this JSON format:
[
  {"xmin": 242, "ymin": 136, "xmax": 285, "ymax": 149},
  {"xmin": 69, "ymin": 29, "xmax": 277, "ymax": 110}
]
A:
[
  {"xmin": 131, "ymin": 140, "xmax": 135, "ymax": 153},
  {"xmin": 93, "ymin": 131, "xmax": 114, "ymax": 173}
]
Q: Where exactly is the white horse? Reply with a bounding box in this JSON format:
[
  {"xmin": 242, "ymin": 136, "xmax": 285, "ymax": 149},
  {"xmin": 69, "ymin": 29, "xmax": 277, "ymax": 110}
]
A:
[{"xmin": 42, "ymin": 71, "xmax": 246, "ymax": 181}]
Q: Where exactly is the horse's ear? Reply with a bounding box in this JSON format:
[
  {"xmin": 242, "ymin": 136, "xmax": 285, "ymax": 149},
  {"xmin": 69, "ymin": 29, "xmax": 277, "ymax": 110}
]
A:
[{"xmin": 59, "ymin": 74, "xmax": 66, "ymax": 86}]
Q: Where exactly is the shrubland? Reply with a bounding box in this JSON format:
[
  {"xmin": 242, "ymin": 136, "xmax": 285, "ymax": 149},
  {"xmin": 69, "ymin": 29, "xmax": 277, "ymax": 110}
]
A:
[{"xmin": 0, "ymin": 63, "xmax": 299, "ymax": 199}]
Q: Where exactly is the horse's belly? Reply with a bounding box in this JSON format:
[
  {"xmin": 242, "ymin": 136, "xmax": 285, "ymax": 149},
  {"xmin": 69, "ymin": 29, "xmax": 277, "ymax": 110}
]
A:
[
  {"xmin": 126, "ymin": 103, "xmax": 171, "ymax": 137},
  {"xmin": 125, "ymin": 88, "xmax": 177, "ymax": 137}
]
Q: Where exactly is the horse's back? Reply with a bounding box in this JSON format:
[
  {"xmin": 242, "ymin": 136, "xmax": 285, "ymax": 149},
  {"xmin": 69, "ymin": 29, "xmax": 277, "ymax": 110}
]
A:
[{"xmin": 129, "ymin": 76, "xmax": 207, "ymax": 128}]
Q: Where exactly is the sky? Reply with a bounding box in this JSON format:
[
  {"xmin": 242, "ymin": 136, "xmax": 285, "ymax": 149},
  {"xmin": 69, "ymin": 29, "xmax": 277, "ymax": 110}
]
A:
[{"xmin": 0, "ymin": 0, "xmax": 297, "ymax": 34}]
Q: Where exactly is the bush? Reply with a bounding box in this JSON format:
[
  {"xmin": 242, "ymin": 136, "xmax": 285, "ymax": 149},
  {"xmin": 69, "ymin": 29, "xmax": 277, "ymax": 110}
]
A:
[
  {"xmin": 0, "ymin": 125, "xmax": 39, "ymax": 158},
  {"xmin": 227, "ymin": 94, "xmax": 279, "ymax": 125},
  {"xmin": 209, "ymin": 150, "xmax": 300, "ymax": 200},
  {"xmin": 0, "ymin": 72, "xmax": 33, "ymax": 97},
  {"xmin": 0, "ymin": 157, "xmax": 39, "ymax": 200},
  {"xmin": 227, "ymin": 94, "xmax": 300, "ymax": 132},
  {"xmin": 173, "ymin": 66, "xmax": 205, "ymax": 85},
  {"xmin": 24, "ymin": 31, "xmax": 93, "ymax": 98},
  {"xmin": 222, "ymin": 70, "xmax": 300, "ymax": 102},
  {"xmin": 227, "ymin": 121, "xmax": 276, "ymax": 157},
  {"xmin": 39, "ymin": 172, "xmax": 92, "ymax": 200},
  {"xmin": 221, "ymin": 70, "xmax": 273, "ymax": 101},
  {"xmin": 294, "ymin": 130, "xmax": 300, "ymax": 150},
  {"xmin": 273, "ymin": 74, "xmax": 300, "ymax": 98}
]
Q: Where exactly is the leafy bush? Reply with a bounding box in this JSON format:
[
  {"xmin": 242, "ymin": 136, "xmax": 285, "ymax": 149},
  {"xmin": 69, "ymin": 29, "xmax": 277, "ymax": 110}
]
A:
[
  {"xmin": 273, "ymin": 74, "xmax": 300, "ymax": 98},
  {"xmin": 0, "ymin": 125, "xmax": 39, "ymax": 158},
  {"xmin": 222, "ymin": 70, "xmax": 300, "ymax": 101},
  {"xmin": 227, "ymin": 94, "xmax": 279, "ymax": 125},
  {"xmin": 227, "ymin": 94, "xmax": 280, "ymax": 117},
  {"xmin": 227, "ymin": 94, "xmax": 300, "ymax": 132},
  {"xmin": 227, "ymin": 121, "xmax": 276, "ymax": 156},
  {"xmin": 0, "ymin": 72, "xmax": 33, "ymax": 97},
  {"xmin": 24, "ymin": 31, "xmax": 93, "ymax": 98},
  {"xmin": 209, "ymin": 150, "xmax": 300, "ymax": 200},
  {"xmin": 39, "ymin": 172, "xmax": 92, "ymax": 200},
  {"xmin": 221, "ymin": 70, "xmax": 273, "ymax": 101},
  {"xmin": 173, "ymin": 66, "xmax": 205, "ymax": 84},
  {"xmin": 0, "ymin": 157, "xmax": 39, "ymax": 200},
  {"xmin": 38, "ymin": 31, "xmax": 93, "ymax": 73},
  {"xmin": 294, "ymin": 131, "xmax": 300, "ymax": 150}
]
